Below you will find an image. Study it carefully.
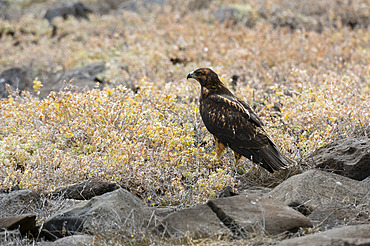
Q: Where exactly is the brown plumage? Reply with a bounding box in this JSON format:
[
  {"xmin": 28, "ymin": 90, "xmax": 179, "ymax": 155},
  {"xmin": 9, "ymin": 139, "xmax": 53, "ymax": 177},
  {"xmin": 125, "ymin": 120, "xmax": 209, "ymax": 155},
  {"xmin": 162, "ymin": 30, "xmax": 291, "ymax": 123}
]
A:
[{"xmin": 187, "ymin": 68, "xmax": 294, "ymax": 173}]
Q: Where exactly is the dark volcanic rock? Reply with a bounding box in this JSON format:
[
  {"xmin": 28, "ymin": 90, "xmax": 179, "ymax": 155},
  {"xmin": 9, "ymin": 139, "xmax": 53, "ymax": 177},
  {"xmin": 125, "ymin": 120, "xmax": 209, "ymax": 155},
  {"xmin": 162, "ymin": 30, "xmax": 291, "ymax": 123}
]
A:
[
  {"xmin": 44, "ymin": 1, "xmax": 92, "ymax": 37},
  {"xmin": 0, "ymin": 67, "xmax": 32, "ymax": 98},
  {"xmin": 0, "ymin": 62, "xmax": 107, "ymax": 98},
  {"xmin": 0, "ymin": 214, "xmax": 38, "ymax": 236},
  {"xmin": 50, "ymin": 180, "xmax": 120, "ymax": 200},
  {"xmin": 56, "ymin": 62, "xmax": 106, "ymax": 83},
  {"xmin": 39, "ymin": 61, "xmax": 106, "ymax": 97},
  {"xmin": 216, "ymin": 186, "xmax": 239, "ymax": 198},
  {"xmin": 307, "ymin": 137, "xmax": 370, "ymax": 181},
  {"xmin": 42, "ymin": 216, "xmax": 84, "ymax": 241},
  {"xmin": 44, "ymin": 2, "xmax": 92, "ymax": 24}
]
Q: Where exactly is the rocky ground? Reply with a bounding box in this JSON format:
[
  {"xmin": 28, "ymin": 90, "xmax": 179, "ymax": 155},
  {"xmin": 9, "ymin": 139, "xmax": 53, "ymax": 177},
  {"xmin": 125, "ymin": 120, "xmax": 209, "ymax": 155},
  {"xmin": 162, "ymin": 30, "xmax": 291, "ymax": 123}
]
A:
[
  {"xmin": 0, "ymin": 0, "xmax": 369, "ymax": 245},
  {"xmin": 1, "ymin": 137, "xmax": 369, "ymax": 245}
]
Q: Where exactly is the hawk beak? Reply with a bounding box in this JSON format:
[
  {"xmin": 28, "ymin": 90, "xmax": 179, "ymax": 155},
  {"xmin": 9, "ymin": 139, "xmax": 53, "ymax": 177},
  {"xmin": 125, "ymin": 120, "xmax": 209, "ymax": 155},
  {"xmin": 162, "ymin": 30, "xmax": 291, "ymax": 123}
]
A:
[{"xmin": 187, "ymin": 72, "xmax": 195, "ymax": 80}]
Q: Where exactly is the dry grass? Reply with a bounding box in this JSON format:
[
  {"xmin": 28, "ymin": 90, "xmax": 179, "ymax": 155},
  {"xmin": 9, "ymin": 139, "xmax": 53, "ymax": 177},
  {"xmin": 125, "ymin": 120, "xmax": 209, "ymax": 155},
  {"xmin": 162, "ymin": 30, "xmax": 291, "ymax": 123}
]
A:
[
  {"xmin": 0, "ymin": 0, "xmax": 369, "ymax": 244},
  {"xmin": 0, "ymin": 0, "xmax": 368, "ymax": 204}
]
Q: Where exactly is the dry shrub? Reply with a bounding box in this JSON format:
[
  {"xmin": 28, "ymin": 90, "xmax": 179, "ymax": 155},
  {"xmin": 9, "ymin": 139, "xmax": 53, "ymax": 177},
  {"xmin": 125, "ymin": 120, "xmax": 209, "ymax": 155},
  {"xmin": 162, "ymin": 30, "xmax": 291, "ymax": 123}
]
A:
[
  {"xmin": 0, "ymin": 81, "xmax": 236, "ymax": 205},
  {"xmin": 0, "ymin": 0, "xmax": 369, "ymax": 206}
]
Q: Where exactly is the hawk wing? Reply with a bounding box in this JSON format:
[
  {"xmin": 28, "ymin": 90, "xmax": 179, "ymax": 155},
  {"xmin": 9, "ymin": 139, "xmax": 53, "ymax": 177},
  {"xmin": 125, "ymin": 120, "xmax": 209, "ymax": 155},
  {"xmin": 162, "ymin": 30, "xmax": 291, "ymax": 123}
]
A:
[
  {"xmin": 200, "ymin": 94, "xmax": 269, "ymax": 149},
  {"xmin": 200, "ymin": 94, "xmax": 291, "ymax": 172}
]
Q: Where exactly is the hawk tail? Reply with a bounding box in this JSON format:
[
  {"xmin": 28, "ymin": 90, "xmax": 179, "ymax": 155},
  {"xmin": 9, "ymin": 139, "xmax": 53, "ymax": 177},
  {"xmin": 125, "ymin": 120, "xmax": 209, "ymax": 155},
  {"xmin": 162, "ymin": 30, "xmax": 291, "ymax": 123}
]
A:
[{"xmin": 259, "ymin": 144, "xmax": 295, "ymax": 173}]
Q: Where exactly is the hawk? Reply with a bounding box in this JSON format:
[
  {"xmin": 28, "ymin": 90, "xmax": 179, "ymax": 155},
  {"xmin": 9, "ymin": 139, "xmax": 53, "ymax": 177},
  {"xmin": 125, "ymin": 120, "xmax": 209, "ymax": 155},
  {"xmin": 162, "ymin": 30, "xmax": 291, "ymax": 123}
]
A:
[{"xmin": 187, "ymin": 68, "xmax": 294, "ymax": 173}]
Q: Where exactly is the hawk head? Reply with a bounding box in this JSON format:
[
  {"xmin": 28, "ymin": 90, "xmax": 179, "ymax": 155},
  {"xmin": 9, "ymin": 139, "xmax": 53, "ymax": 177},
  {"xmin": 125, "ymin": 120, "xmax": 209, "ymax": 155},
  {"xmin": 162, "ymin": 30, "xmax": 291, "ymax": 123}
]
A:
[{"xmin": 187, "ymin": 68, "xmax": 221, "ymax": 89}]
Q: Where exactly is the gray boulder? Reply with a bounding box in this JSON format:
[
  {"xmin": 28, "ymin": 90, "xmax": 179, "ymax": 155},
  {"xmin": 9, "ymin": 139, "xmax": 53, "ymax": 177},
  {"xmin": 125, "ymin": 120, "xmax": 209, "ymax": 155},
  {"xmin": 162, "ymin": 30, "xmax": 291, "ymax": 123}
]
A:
[
  {"xmin": 266, "ymin": 169, "xmax": 370, "ymax": 211},
  {"xmin": 154, "ymin": 194, "xmax": 312, "ymax": 239},
  {"xmin": 154, "ymin": 204, "xmax": 232, "ymax": 239},
  {"xmin": 42, "ymin": 188, "xmax": 153, "ymax": 240},
  {"xmin": 278, "ymin": 224, "xmax": 370, "ymax": 246},
  {"xmin": 0, "ymin": 190, "xmax": 41, "ymax": 217},
  {"xmin": 207, "ymin": 195, "xmax": 312, "ymax": 236},
  {"xmin": 307, "ymin": 204, "xmax": 369, "ymax": 230},
  {"xmin": 39, "ymin": 61, "xmax": 106, "ymax": 98},
  {"xmin": 308, "ymin": 137, "xmax": 370, "ymax": 181},
  {"xmin": 1, "ymin": 62, "xmax": 107, "ymax": 99}
]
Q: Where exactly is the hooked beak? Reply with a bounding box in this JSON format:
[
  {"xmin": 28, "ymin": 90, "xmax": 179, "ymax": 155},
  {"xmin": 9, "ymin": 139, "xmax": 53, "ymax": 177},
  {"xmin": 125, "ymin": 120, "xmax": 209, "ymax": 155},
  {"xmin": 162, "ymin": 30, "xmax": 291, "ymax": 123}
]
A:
[{"xmin": 187, "ymin": 72, "xmax": 196, "ymax": 80}]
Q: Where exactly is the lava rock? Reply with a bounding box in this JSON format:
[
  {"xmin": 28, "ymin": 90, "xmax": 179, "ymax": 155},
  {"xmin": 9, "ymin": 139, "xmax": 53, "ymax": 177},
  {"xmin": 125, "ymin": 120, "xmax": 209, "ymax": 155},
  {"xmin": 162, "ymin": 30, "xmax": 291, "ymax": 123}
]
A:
[{"xmin": 307, "ymin": 137, "xmax": 370, "ymax": 181}]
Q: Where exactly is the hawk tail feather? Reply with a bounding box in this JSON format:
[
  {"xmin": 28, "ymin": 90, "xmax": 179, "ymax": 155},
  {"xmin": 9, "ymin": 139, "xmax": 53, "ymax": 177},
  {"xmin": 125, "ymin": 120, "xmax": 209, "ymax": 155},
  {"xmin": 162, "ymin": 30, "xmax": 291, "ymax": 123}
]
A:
[
  {"xmin": 259, "ymin": 145, "xmax": 295, "ymax": 173},
  {"xmin": 231, "ymin": 144, "xmax": 294, "ymax": 173}
]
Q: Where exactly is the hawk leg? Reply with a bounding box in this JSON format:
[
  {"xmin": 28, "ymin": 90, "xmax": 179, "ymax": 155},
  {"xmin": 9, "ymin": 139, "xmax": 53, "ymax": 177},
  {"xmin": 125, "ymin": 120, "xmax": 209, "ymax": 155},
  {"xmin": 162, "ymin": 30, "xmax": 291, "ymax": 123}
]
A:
[
  {"xmin": 233, "ymin": 151, "xmax": 248, "ymax": 174},
  {"xmin": 208, "ymin": 136, "xmax": 227, "ymax": 169},
  {"xmin": 233, "ymin": 151, "xmax": 242, "ymax": 165},
  {"xmin": 214, "ymin": 136, "xmax": 226, "ymax": 160}
]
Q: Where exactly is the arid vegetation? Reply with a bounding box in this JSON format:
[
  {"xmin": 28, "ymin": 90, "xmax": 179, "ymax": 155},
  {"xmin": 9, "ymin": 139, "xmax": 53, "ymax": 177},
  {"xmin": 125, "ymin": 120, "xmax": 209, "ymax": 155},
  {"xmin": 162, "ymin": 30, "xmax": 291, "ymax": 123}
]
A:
[{"xmin": 0, "ymin": 0, "xmax": 369, "ymax": 244}]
